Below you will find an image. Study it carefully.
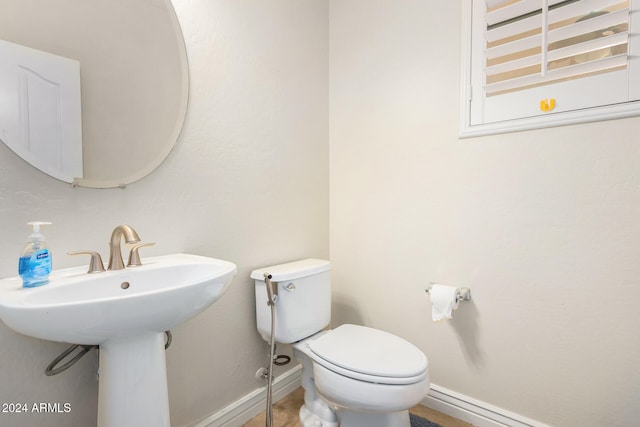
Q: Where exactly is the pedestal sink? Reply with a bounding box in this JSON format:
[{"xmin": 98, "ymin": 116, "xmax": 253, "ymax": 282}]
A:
[{"xmin": 0, "ymin": 253, "xmax": 237, "ymax": 427}]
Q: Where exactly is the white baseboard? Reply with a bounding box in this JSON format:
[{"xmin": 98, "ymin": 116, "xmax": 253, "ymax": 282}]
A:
[
  {"xmin": 423, "ymin": 384, "xmax": 552, "ymax": 427},
  {"xmin": 191, "ymin": 364, "xmax": 302, "ymax": 427},
  {"xmin": 191, "ymin": 368, "xmax": 552, "ymax": 427}
]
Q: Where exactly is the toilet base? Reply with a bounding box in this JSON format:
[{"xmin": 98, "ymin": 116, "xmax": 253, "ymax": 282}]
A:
[
  {"xmin": 300, "ymin": 405, "xmax": 411, "ymax": 427},
  {"xmin": 300, "ymin": 404, "xmax": 339, "ymax": 427},
  {"xmin": 338, "ymin": 409, "xmax": 410, "ymax": 427},
  {"xmin": 300, "ymin": 404, "xmax": 410, "ymax": 427}
]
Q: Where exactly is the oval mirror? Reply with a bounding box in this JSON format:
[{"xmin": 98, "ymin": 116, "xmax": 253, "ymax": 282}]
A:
[{"xmin": 0, "ymin": 0, "xmax": 188, "ymax": 188}]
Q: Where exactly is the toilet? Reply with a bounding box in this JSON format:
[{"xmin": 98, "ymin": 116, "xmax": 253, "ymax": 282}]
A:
[{"xmin": 252, "ymin": 259, "xmax": 430, "ymax": 427}]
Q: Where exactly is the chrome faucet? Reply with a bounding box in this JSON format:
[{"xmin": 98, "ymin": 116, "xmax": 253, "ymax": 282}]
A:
[{"xmin": 108, "ymin": 225, "xmax": 141, "ymax": 270}]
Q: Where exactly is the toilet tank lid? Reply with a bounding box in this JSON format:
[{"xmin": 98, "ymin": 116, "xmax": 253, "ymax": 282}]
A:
[{"xmin": 250, "ymin": 259, "xmax": 330, "ymax": 282}]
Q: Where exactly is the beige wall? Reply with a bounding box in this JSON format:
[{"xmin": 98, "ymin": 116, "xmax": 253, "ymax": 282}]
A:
[
  {"xmin": 329, "ymin": 1, "xmax": 640, "ymax": 427},
  {"xmin": 2, "ymin": 1, "xmax": 639, "ymax": 427},
  {"xmin": 0, "ymin": 1, "xmax": 328, "ymax": 426}
]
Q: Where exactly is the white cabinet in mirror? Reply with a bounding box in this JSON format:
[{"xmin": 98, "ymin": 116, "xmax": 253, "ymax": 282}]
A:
[
  {"xmin": 0, "ymin": 0, "xmax": 188, "ymax": 188},
  {"xmin": 0, "ymin": 39, "xmax": 83, "ymax": 183}
]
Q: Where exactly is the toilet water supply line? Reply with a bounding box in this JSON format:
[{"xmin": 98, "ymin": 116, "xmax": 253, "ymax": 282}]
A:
[
  {"xmin": 262, "ymin": 273, "xmax": 291, "ymax": 427},
  {"xmin": 264, "ymin": 273, "xmax": 277, "ymax": 427},
  {"xmin": 44, "ymin": 331, "xmax": 173, "ymax": 376}
]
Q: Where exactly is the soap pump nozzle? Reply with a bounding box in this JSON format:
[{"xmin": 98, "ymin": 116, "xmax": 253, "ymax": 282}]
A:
[{"xmin": 27, "ymin": 221, "xmax": 51, "ymax": 243}]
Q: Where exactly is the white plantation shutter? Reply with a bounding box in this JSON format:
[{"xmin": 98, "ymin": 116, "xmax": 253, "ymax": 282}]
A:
[
  {"xmin": 461, "ymin": 0, "xmax": 640, "ymax": 136},
  {"xmin": 485, "ymin": 0, "xmax": 629, "ymax": 96}
]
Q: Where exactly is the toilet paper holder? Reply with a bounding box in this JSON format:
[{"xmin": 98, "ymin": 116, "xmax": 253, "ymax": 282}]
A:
[{"xmin": 425, "ymin": 285, "xmax": 471, "ymax": 303}]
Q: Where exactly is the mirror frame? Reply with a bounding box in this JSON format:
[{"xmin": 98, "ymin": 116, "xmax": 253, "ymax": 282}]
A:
[{"xmin": 76, "ymin": 0, "xmax": 189, "ymax": 189}]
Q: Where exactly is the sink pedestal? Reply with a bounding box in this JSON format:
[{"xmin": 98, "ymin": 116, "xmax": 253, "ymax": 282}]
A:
[{"xmin": 97, "ymin": 332, "xmax": 170, "ymax": 427}]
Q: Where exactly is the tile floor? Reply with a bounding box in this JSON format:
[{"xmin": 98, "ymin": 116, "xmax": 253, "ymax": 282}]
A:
[{"xmin": 244, "ymin": 387, "xmax": 473, "ymax": 427}]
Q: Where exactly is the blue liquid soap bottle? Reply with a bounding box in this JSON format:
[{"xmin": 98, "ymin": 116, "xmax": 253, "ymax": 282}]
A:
[{"xmin": 18, "ymin": 221, "xmax": 52, "ymax": 288}]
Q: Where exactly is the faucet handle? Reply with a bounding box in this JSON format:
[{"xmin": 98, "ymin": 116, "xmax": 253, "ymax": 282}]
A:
[
  {"xmin": 127, "ymin": 243, "xmax": 156, "ymax": 267},
  {"xmin": 68, "ymin": 251, "xmax": 106, "ymax": 274}
]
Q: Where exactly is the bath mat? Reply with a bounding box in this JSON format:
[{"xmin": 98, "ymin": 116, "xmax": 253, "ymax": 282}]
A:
[{"xmin": 410, "ymin": 413, "xmax": 444, "ymax": 427}]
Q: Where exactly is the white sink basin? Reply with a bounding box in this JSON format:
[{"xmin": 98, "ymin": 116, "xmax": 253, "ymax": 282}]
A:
[
  {"xmin": 0, "ymin": 253, "xmax": 236, "ymax": 344},
  {"xmin": 0, "ymin": 253, "xmax": 237, "ymax": 427}
]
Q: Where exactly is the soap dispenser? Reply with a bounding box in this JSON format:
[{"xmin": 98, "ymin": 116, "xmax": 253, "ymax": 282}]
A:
[{"xmin": 18, "ymin": 221, "xmax": 52, "ymax": 288}]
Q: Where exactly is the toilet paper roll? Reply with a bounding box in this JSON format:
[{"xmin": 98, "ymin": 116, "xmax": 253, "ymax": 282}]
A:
[{"xmin": 429, "ymin": 284, "xmax": 459, "ymax": 321}]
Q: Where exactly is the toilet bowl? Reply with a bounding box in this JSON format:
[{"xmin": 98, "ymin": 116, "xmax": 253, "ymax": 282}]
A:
[
  {"xmin": 252, "ymin": 259, "xmax": 430, "ymax": 427},
  {"xmin": 294, "ymin": 325, "xmax": 430, "ymax": 427}
]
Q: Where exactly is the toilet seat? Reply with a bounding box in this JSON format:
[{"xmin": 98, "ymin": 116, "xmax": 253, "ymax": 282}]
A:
[{"xmin": 307, "ymin": 324, "xmax": 428, "ymax": 385}]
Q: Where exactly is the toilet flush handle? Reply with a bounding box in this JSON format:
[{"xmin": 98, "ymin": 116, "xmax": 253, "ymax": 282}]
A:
[{"xmin": 284, "ymin": 283, "xmax": 296, "ymax": 291}]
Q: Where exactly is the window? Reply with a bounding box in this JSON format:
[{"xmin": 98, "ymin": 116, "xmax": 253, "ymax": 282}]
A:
[{"xmin": 460, "ymin": 0, "xmax": 640, "ymax": 137}]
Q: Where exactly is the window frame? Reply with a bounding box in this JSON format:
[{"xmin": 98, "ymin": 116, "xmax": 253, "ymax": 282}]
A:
[{"xmin": 460, "ymin": 0, "xmax": 640, "ymax": 138}]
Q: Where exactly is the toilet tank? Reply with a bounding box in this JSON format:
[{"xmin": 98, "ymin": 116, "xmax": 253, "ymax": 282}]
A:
[{"xmin": 252, "ymin": 259, "xmax": 331, "ymax": 344}]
